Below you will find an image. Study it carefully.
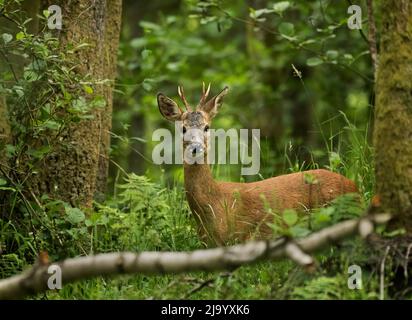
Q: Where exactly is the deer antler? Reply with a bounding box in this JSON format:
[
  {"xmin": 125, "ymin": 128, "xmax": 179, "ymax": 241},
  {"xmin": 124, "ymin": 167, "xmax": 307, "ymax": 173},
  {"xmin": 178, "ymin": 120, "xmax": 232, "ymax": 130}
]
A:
[
  {"xmin": 198, "ymin": 82, "xmax": 211, "ymax": 107},
  {"xmin": 177, "ymin": 85, "xmax": 192, "ymax": 112}
]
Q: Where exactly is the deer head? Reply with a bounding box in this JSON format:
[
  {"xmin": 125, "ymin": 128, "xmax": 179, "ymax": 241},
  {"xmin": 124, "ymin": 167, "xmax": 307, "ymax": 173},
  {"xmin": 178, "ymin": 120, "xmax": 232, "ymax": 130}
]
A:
[{"xmin": 157, "ymin": 83, "xmax": 229, "ymax": 163}]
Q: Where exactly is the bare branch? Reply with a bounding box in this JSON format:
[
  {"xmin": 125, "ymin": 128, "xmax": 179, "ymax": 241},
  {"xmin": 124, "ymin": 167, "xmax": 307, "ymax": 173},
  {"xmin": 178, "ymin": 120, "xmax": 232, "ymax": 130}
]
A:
[
  {"xmin": 0, "ymin": 213, "xmax": 391, "ymax": 299},
  {"xmin": 284, "ymin": 242, "xmax": 314, "ymax": 268},
  {"xmin": 380, "ymin": 245, "xmax": 391, "ymax": 300},
  {"xmin": 404, "ymin": 243, "xmax": 412, "ymax": 278}
]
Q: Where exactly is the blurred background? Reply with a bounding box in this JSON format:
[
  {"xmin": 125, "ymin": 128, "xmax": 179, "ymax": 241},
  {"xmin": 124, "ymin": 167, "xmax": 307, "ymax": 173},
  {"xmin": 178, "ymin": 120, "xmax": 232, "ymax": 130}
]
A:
[{"xmin": 111, "ymin": 0, "xmax": 374, "ymax": 193}]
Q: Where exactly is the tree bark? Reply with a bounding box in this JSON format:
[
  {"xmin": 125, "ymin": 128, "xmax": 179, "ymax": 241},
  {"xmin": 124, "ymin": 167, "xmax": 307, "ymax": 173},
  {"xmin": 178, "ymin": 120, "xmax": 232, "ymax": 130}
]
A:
[
  {"xmin": 374, "ymin": 0, "xmax": 412, "ymax": 232},
  {"xmin": 36, "ymin": 0, "xmax": 122, "ymax": 206}
]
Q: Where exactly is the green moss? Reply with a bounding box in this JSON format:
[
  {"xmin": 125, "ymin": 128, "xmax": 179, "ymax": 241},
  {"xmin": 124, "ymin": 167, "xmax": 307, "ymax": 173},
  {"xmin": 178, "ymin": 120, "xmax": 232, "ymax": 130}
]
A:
[{"xmin": 374, "ymin": 0, "xmax": 412, "ymax": 231}]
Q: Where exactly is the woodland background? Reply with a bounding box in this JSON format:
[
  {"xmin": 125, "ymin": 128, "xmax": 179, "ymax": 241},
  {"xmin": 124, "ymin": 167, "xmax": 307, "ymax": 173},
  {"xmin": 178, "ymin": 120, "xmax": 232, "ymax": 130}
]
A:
[{"xmin": 0, "ymin": 0, "xmax": 411, "ymax": 299}]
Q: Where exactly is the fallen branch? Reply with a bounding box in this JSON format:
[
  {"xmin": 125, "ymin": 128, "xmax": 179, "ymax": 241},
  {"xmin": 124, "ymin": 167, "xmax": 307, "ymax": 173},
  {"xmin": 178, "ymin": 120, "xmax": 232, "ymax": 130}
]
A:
[{"xmin": 0, "ymin": 213, "xmax": 391, "ymax": 299}]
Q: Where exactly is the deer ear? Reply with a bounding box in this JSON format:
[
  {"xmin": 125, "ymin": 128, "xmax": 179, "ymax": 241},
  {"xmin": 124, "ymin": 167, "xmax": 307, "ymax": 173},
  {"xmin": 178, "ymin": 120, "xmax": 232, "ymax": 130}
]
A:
[
  {"xmin": 157, "ymin": 93, "xmax": 182, "ymax": 121},
  {"xmin": 199, "ymin": 86, "xmax": 229, "ymax": 119}
]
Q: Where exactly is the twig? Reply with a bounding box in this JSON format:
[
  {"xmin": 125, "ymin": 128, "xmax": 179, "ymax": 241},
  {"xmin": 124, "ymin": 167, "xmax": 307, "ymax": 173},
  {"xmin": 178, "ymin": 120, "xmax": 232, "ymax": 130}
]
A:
[
  {"xmin": 183, "ymin": 272, "xmax": 232, "ymax": 298},
  {"xmin": 379, "ymin": 245, "xmax": 391, "ymax": 300},
  {"xmin": 184, "ymin": 278, "xmax": 215, "ymax": 298},
  {"xmin": 404, "ymin": 243, "xmax": 412, "ymax": 279}
]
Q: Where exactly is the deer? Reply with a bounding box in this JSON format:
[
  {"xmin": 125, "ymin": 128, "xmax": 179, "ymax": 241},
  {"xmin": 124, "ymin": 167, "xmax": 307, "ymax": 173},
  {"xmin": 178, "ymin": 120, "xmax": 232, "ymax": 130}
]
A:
[{"xmin": 157, "ymin": 84, "xmax": 358, "ymax": 246}]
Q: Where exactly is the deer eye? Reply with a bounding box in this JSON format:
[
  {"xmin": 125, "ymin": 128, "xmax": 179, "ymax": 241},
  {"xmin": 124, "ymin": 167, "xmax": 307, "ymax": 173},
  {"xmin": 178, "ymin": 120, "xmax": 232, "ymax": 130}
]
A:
[
  {"xmin": 204, "ymin": 125, "xmax": 209, "ymax": 132},
  {"xmin": 182, "ymin": 126, "xmax": 187, "ymax": 134}
]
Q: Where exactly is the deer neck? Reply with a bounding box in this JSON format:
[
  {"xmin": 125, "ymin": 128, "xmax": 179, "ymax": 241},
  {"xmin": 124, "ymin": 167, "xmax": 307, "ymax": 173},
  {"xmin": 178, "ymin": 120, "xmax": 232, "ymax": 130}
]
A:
[
  {"xmin": 183, "ymin": 162, "xmax": 224, "ymax": 243},
  {"xmin": 183, "ymin": 163, "xmax": 218, "ymax": 197}
]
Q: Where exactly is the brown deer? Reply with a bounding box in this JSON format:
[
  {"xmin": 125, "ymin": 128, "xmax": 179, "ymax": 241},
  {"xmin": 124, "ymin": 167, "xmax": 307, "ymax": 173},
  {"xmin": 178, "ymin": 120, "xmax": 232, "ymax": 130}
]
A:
[{"xmin": 157, "ymin": 84, "xmax": 358, "ymax": 246}]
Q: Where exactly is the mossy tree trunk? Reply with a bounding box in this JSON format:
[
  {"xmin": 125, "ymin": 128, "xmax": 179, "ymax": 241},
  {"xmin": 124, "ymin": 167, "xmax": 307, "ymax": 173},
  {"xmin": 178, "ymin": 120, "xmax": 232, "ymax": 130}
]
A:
[
  {"xmin": 37, "ymin": 0, "xmax": 122, "ymax": 206},
  {"xmin": 374, "ymin": 0, "xmax": 412, "ymax": 232},
  {"xmin": 0, "ymin": 97, "xmax": 10, "ymax": 168}
]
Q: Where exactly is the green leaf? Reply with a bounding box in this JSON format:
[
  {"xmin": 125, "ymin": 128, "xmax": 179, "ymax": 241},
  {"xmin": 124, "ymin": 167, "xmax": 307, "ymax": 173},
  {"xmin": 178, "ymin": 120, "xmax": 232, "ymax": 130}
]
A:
[
  {"xmin": 306, "ymin": 57, "xmax": 323, "ymax": 66},
  {"xmin": 266, "ymin": 222, "xmax": 282, "ymax": 234},
  {"xmin": 300, "ymin": 39, "xmax": 317, "ymax": 46},
  {"xmin": 329, "ymin": 151, "xmax": 342, "ymax": 167},
  {"xmin": 0, "ymin": 186, "xmax": 16, "ymax": 192},
  {"xmin": 273, "ymin": 1, "xmax": 290, "ymax": 14},
  {"xmin": 83, "ymin": 85, "xmax": 94, "ymax": 94},
  {"xmin": 0, "ymin": 178, "xmax": 7, "ymax": 186},
  {"xmin": 142, "ymin": 78, "xmax": 155, "ymax": 92},
  {"xmin": 23, "ymin": 70, "xmax": 39, "ymax": 82},
  {"xmin": 343, "ymin": 53, "xmax": 354, "ymax": 62},
  {"xmin": 252, "ymin": 8, "xmax": 274, "ymax": 19},
  {"xmin": 15, "ymin": 32, "xmax": 25, "ymax": 40},
  {"xmin": 65, "ymin": 206, "xmax": 86, "ymax": 224},
  {"xmin": 278, "ymin": 22, "xmax": 294, "ymax": 36},
  {"xmin": 326, "ymin": 50, "xmax": 339, "ymax": 60},
  {"xmin": 141, "ymin": 49, "xmax": 152, "ymax": 59},
  {"xmin": 139, "ymin": 21, "xmax": 161, "ymax": 31},
  {"xmin": 91, "ymin": 96, "xmax": 106, "ymax": 109},
  {"xmin": 2, "ymin": 33, "xmax": 12, "ymax": 44},
  {"xmin": 283, "ymin": 209, "xmax": 298, "ymax": 226},
  {"xmin": 289, "ymin": 226, "xmax": 311, "ymax": 238},
  {"xmin": 304, "ymin": 172, "xmax": 318, "ymax": 184},
  {"xmin": 383, "ymin": 228, "xmax": 406, "ymax": 237},
  {"xmin": 43, "ymin": 120, "xmax": 60, "ymax": 130},
  {"xmin": 5, "ymin": 144, "xmax": 16, "ymax": 157},
  {"xmin": 314, "ymin": 207, "xmax": 334, "ymax": 224},
  {"xmin": 28, "ymin": 145, "xmax": 51, "ymax": 158},
  {"xmin": 43, "ymin": 9, "xmax": 50, "ymax": 18}
]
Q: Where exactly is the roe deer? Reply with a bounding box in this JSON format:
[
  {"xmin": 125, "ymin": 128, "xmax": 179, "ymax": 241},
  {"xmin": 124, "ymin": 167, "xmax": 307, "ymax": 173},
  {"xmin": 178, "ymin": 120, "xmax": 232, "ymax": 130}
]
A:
[{"xmin": 157, "ymin": 84, "xmax": 358, "ymax": 246}]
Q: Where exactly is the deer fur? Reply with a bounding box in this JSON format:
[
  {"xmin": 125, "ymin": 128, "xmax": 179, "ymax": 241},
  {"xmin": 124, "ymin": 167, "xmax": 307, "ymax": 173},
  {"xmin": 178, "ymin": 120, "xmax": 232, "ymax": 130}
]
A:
[{"xmin": 157, "ymin": 84, "xmax": 358, "ymax": 246}]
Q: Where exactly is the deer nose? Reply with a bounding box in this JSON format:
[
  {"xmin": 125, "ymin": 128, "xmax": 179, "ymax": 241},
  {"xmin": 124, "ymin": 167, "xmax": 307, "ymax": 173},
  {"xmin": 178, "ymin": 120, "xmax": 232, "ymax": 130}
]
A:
[{"xmin": 187, "ymin": 143, "xmax": 204, "ymax": 157}]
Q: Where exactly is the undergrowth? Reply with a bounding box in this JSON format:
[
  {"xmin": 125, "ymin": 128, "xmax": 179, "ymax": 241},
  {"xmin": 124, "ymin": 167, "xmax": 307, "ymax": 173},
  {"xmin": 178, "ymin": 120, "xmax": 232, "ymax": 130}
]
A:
[{"xmin": 1, "ymin": 112, "xmax": 405, "ymax": 300}]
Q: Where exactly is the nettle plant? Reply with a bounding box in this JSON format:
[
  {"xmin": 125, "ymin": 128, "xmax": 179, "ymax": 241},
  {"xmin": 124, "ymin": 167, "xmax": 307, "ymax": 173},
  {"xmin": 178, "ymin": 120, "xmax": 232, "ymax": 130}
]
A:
[{"xmin": 1, "ymin": 16, "xmax": 104, "ymax": 160}]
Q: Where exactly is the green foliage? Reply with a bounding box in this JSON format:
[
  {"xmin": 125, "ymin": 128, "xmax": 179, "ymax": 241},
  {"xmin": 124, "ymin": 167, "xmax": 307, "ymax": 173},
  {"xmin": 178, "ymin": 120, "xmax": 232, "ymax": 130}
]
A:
[
  {"xmin": 0, "ymin": 0, "xmax": 402, "ymax": 300},
  {"xmin": 111, "ymin": 0, "xmax": 374, "ymax": 186},
  {"xmin": 267, "ymin": 192, "xmax": 364, "ymax": 238},
  {"xmin": 92, "ymin": 174, "xmax": 198, "ymax": 252},
  {"xmin": 0, "ymin": 172, "xmax": 198, "ymax": 274},
  {"xmin": 0, "ymin": 2, "xmax": 110, "ymax": 266}
]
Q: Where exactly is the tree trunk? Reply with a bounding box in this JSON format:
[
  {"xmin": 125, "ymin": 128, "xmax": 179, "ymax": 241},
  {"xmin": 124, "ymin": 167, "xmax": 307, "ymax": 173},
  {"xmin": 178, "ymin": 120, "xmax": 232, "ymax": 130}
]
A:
[
  {"xmin": 374, "ymin": 0, "xmax": 412, "ymax": 232},
  {"xmin": 0, "ymin": 97, "xmax": 10, "ymax": 170},
  {"xmin": 37, "ymin": 0, "xmax": 122, "ymax": 206}
]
